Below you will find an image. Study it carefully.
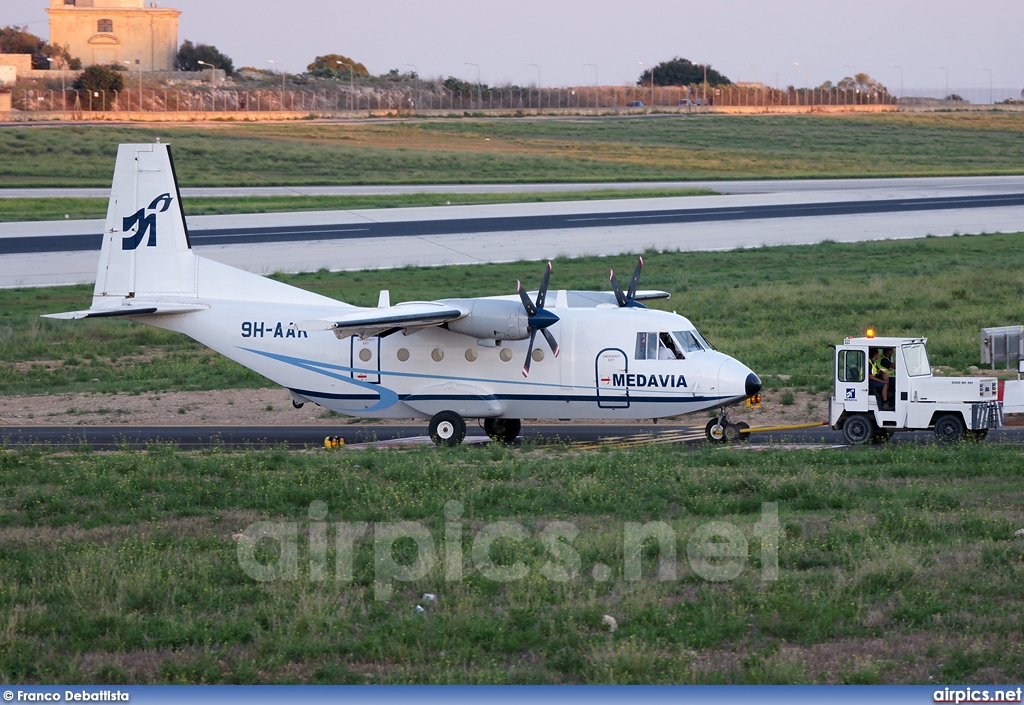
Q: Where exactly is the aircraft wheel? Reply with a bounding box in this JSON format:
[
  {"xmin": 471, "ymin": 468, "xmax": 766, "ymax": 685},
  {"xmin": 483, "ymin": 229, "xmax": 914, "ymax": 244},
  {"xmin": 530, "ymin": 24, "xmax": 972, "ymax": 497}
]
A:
[
  {"xmin": 429, "ymin": 411, "xmax": 467, "ymax": 447},
  {"xmin": 934, "ymin": 414, "xmax": 965, "ymax": 444},
  {"xmin": 842, "ymin": 414, "xmax": 874, "ymax": 445},
  {"xmin": 484, "ymin": 418, "xmax": 521, "ymax": 444},
  {"xmin": 736, "ymin": 421, "xmax": 751, "ymax": 441},
  {"xmin": 705, "ymin": 418, "xmax": 726, "ymax": 443}
]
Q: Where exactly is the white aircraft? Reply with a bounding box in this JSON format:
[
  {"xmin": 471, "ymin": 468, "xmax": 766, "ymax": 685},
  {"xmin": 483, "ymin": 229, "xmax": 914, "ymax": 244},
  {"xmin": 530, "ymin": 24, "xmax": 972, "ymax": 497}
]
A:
[{"xmin": 45, "ymin": 143, "xmax": 762, "ymax": 445}]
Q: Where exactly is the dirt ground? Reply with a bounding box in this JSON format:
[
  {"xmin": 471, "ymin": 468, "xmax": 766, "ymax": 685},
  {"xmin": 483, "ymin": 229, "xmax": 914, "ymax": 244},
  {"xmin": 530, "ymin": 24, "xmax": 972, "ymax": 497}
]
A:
[{"xmin": 0, "ymin": 386, "xmax": 828, "ymax": 429}]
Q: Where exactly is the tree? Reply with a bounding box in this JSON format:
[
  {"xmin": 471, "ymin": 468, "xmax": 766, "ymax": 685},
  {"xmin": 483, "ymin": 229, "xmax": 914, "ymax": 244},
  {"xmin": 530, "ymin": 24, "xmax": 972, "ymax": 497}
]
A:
[
  {"xmin": 638, "ymin": 57, "xmax": 730, "ymax": 87},
  {"xmin": 176, "ymin": 40, "xmax": 234, "ymax": 76},
  {"xmin": 306, "ymin": 54, "xmax": 367, "ymax": 76},
  {"xmin": 73, "ymin": 65, "xmax": 124, "ymax": 92},
  {"xmin": 0, "ymin": 25, "xmax": 80, "ymax": 70}
]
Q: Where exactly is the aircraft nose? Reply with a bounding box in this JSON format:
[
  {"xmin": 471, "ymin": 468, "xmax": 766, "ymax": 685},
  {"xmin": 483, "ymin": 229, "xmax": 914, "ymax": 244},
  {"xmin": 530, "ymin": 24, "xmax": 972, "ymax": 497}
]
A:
[
  {"xmin": 746, "ymin": 373, "xmax": 762, "ymax": 397},
  {"xmin": 717, "ymin": 358, "xmax": 759, "ymax": 400}
]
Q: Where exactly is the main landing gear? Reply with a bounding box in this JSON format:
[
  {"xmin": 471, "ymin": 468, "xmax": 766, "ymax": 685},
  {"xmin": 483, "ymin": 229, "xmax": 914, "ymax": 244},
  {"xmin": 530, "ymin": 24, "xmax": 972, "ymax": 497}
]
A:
[
  {"xmin": 705, "ymin": 409, "xmax": 750, "ymax": 444},
  {"xmin": 427, "ymin": 412, "xmax": 523, "ymax": 447},
  {"xmin": 429, "ymin": 411, "xmax": 467, "ymax": 447},
  {"xmin": 483, "ymin": 417, "xmax": 522, "ymax": 445}
]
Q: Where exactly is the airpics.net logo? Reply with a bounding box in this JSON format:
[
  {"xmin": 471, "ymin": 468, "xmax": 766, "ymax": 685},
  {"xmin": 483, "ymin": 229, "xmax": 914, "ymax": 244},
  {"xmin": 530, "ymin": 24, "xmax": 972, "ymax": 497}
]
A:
[{"xmin": 234, "ymin": 501, "xmax": 780, "ymax": 600}]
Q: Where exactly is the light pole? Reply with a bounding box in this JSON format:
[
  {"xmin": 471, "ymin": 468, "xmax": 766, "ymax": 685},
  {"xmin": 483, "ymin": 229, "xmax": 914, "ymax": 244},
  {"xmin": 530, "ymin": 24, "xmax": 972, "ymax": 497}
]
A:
[
  {"xmin": 743, "ymin": 61, "xmax": 758, "ymax": 83},
  {"xmin": 583, "ymin": 62, "xmax": 597, "ymax": 109},
  {"xmin": 936, "ymin": 65, "xmax": 949, "ymax": 100},
  {"xmin": 464, "ymin": 61, "xmax": 481, "ymax": 109},
  {"xmin": 889, "ymin": 64, "xmax": 903, "ymax": 100},
  {"xmin": 637, "ymin": 61, "xmax": 654, "ymax": 106},
  {"xmin": 794, "ymin": 61, "xmax": 809, "ymax": 98},
  {"xmin": 526, "ymin": 62, "xmax": 541, "ymax": 113},
  {"xmin": 337, "ymin": 61, "xmax": 354, "ymax": 111},
  {"xmin": 267, "ymin": 60, "xmax": 286, "ymax": 92},
  {"xmin": 401, "ymin": 62, "xmax": 417, "ymax": 110},
  {"xmin": 979, "ymin": 66, "xmax": 993, "ymax": 105},
  {"xmin": 196, "ymin": 59, "xmax": 213, "ymax": 85},
  {"xmin": 46, "ymin": 57, "xmax": 66, "ymax": 110}
]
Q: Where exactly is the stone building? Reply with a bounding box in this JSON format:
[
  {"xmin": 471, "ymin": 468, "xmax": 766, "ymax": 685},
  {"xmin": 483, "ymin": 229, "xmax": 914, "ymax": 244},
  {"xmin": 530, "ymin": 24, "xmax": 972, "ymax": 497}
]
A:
[{"xmin": 46, "ymin": 0, "xmax": 181, "ymax": 71}]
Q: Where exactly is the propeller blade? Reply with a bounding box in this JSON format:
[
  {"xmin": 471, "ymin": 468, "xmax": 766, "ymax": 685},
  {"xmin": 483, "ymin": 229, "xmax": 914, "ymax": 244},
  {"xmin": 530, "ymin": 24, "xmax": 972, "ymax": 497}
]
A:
[
  {"xmin": 516, "ymin": 280, "xmax": 537, "ymax": 317},
  {"xmin": 540, "ymin": 328, "xmax": 560, "ymax": 357},
  {"xmin": 627, "ymin": 256, "xmax": 644, "ymax": 301},
  {"xmin": 522, "ymin": 329, "xmax": 538, "ymax": 377},
  {"xmin": 536, "ymin": 261, "xmax": 552, "ymax": 309},
  {"xmin": 609, "ymin": 269, "xmax": 627, "ymax": 307}
]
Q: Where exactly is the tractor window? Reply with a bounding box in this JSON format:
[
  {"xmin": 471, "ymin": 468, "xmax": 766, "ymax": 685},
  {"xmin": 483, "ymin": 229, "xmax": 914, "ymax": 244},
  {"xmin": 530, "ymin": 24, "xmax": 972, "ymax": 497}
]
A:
[
  {"xmin": 838, "ymin": 349, "xmax": 865, "ymax": 382},
  {"xmin": 902, "ymin": 343, "xmax": 931, "ymax": 377}
]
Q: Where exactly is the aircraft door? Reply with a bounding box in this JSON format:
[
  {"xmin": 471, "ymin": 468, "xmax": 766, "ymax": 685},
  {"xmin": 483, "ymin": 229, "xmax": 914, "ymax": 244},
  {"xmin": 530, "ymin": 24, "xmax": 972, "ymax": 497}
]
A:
[
  {"xmin": 350, "ymin": 336, "xmax": 381, "ymax": 384},
  {"xmin": 596, "ymin": 347, "xmax": 630, "ymax": 409}
]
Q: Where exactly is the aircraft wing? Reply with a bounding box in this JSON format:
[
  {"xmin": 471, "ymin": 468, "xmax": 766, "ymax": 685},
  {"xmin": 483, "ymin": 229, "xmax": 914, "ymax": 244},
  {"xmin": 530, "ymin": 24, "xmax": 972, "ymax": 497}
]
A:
[
  {"xmin": 42, "ymin": 302, "xmax": 208, "ymax": 320},
  {"xmin": 298, "ymin": 302, "xmax": 464, "ymax": 339}
]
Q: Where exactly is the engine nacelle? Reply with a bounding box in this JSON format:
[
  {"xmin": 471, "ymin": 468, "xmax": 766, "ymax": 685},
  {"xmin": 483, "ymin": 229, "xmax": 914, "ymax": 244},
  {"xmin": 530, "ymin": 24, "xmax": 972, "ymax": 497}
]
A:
[{"xmin": 441, "ymin": 298, "xmax": 532, "ymax": 341}]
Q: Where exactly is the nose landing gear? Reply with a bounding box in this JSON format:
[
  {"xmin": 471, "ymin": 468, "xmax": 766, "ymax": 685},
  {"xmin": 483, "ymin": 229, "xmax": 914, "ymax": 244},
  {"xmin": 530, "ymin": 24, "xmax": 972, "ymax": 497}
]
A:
[{"xmin": 705, "ymin": 410, "xmax": 750, "ymax": 444}]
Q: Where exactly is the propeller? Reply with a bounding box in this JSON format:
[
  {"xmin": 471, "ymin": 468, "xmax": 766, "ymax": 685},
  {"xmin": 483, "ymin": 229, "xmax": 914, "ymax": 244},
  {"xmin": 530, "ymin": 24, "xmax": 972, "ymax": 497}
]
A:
[
  {"xmin": 609, "ymin": 256, "xmax": 645, "ymax": 308},
  {"xmin": 517, "ymin": 261, "xmax": 560, "ymax": 378}
]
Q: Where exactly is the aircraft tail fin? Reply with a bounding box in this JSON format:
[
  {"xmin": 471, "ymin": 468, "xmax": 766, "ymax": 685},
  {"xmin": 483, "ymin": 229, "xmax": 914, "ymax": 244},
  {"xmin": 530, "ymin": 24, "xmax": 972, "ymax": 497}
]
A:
[
  {"xmin": 86, "ymin": 142, "xmax": 342, "ymax": 310},
  {"xmin": 94, "ymin": 143, "xmax": 198, "ymax": 301}
]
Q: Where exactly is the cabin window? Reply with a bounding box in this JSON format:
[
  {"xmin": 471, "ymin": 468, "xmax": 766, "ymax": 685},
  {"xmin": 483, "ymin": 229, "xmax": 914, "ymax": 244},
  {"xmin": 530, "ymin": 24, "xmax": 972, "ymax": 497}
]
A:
[
  {"xmin": 97, "ymin": 19, "xmax": 113, "ymax": 33},
  {"xmin": 838, "ymin": 349, "xmax": 865, "ymax": 383}
]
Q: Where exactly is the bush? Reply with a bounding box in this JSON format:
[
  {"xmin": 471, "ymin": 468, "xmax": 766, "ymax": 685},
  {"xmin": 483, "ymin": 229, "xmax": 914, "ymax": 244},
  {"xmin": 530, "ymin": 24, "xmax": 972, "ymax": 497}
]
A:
[
  {"xmin": 176, "ymin": 40, "xmax": 234, "ymax": 76},
  {"xmin": 73, "ymin": 65, "xmax": 124, "ymax": 93}
]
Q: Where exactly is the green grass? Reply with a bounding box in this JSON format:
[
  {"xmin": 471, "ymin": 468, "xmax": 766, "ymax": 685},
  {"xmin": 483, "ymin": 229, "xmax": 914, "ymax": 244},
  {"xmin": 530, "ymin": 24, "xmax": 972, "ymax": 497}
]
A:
[
  {"xmin": 2, "ymin": 232, "xmax": 1022, "ymax": 396},
  {"xmin": 0, "ymin": 442, "xmax": 1021, "ymax": 683},
  {"xmin": 0, "ymin": 188, "xmax": 714, "ymax": 223},
  {"xmin": 3, "ymin": 113, "xmax": 1024, "ymax": 187}
]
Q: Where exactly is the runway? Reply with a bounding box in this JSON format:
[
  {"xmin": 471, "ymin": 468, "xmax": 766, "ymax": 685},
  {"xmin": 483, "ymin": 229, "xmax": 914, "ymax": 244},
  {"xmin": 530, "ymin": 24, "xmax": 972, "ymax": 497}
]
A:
[
  {"xmin": 2, "ymin": 423, "xmax": 1020, "ymax": 450},
  {"xmin": 4, "ymin": 192, "xmax": 1024, "ymax": 256},
  {"xmin": 2, "ymin": 175, "xmax": 1023, "ymax": 287}
]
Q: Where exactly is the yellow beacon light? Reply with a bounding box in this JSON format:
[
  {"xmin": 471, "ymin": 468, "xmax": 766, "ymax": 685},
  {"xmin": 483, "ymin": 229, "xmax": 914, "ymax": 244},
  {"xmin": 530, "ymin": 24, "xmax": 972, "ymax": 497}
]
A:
[{"xmin": 866, "ymin": 328, "xmax": 876, "ymax": 338}]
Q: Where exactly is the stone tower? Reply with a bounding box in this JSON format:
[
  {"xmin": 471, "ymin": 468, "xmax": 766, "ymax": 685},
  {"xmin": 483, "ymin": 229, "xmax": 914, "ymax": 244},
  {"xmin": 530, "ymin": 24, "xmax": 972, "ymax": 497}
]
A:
[{"xmin": 47, "ymin": 0, "xmax": 182, "ymax": 71}]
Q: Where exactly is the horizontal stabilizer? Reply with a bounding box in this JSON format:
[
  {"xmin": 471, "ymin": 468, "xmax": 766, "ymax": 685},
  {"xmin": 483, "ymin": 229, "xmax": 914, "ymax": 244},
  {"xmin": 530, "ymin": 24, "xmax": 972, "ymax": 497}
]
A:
[
  {"xmin": 633, "ymin": 290, "xmax": 671, "ymax": 301},
  {"xmin": 42, "ymin": 302, "xmax": 207, "ymax": 320},
  {"xmin": 298, "ymin": 302, "xmax": 464, "ymax": 338}
]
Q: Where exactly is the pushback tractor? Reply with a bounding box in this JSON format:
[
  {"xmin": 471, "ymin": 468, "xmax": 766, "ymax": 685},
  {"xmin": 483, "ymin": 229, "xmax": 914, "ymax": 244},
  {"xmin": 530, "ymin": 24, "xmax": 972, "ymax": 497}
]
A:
[{"xmin": 829, "ymin": 333, "xmax": 1002, "ymax": 444}]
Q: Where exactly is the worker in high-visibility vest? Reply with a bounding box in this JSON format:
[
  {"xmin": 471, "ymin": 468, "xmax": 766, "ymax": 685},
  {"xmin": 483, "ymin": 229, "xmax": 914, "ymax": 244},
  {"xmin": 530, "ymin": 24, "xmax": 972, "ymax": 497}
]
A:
[
  {"xmin": 868, "ymin": 348, "xmax": 888, "ymax": 407},
  {"xmin": 881, "ymin": 348, "xmax": 896, "ymax": 408}
]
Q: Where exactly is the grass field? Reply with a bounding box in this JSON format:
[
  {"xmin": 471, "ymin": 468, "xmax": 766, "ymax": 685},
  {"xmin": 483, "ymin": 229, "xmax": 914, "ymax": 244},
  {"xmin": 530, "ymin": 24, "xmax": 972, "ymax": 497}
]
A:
[
  {"xmin": 0, "ymin": 188, "xmax": 714, "ymax": 223},
  {"xmin": 3, "ymin": 113, "xmax": 1024, "ymax": 188},
  {"xmin": 2, "ymin": 233, "xmax": 1022, "ymax": 397},
  {"xmin": 1, "ymin": 442, "xmax": 1022, "ymax": 684}
]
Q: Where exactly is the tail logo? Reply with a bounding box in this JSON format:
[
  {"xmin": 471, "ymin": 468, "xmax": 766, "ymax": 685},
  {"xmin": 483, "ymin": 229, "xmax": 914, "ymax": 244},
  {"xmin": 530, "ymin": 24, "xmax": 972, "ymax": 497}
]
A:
[{"xmin": 121, "ymin": 193, "xmax": 173, "ymax": 250}]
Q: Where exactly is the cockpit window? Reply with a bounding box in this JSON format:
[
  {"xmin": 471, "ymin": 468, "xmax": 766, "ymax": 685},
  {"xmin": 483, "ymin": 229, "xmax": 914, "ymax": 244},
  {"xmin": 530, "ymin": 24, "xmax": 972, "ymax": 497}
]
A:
[
  {"xmin": 635, "ymin": 332, "xmax": 685, "ymax": 360},
  {"xmin": 673, "ymin": 331, "xmax": 704, "ymax": 353}
]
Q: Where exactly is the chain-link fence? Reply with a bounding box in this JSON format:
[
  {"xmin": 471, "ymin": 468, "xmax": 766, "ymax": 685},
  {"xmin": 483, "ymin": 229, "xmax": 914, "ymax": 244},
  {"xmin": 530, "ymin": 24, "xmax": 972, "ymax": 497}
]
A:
[{"xmin": 13, "ymin": 83, "xmax": 1023, "ymax": 115}]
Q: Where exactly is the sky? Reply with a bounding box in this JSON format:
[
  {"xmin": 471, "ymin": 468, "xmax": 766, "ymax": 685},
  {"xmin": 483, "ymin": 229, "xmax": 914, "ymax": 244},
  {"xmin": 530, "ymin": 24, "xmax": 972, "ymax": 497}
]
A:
[{"xmin": 4, "ymin": 0, "xmax": 1023, "ymax": 94}]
